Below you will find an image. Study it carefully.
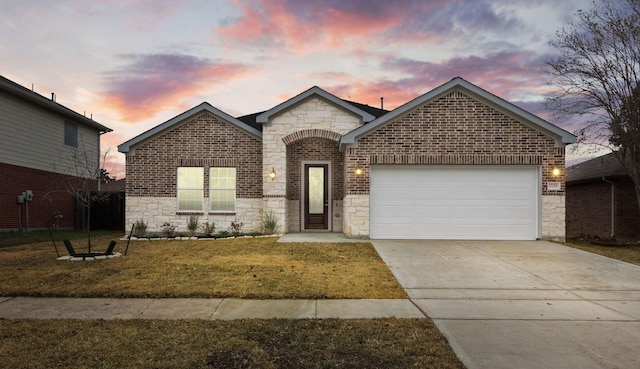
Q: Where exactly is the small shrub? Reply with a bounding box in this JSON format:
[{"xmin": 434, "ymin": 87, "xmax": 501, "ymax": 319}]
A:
[
  {"xmin": 201, "ymin": 221, "xmax": 215, "ymax": 236},
  {"xmin": 133, "ymin": 219, "xmax": 147, "ymax": 237},
  {"xmin": 161, "ymin": 222, "xmax": 176, "ymax": 237},
  {"xmin": 218, "ymin": 230, "xmax": 231, "ymax": 238},
  {"xmin": 187, "ymin": 215, "xmax": 199, "ymax": 236},
  {"xmin": 260, "ymin": 211, "xmax": 279, "ymax": 235},
  {"xmin": 230, "ymin": 221, "xmax": 244, "ymax": 236}
]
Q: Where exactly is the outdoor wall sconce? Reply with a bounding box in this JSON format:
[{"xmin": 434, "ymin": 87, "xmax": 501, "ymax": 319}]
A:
[
  {"xmin": 269, "ymin": 168, "xmax": 276, "ymax": 180},
  {"xmin": 552, "ymin": 167, "xmax": 561, "ymax": 177},
  {"xmin": 355, "ymin": 167, "xmax": 363, "ymax": 176}
]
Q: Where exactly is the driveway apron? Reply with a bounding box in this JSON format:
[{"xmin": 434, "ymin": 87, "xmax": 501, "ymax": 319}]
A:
[{"xmin": 371, "ymin": 240, "xmax": 640, "ymax": 369}]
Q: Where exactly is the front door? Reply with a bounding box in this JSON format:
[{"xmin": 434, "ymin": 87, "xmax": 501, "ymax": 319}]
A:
[{"xmin": 304, "ymin": 164, "xmax": 329, "ymax": 230}]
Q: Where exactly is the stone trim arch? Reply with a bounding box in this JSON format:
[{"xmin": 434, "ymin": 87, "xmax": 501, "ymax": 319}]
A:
[{"xmin": 282, "ymin": 129, "xmax": 342, "ymax": 145}]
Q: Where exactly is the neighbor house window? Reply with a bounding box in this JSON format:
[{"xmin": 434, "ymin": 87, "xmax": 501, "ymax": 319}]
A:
[
  {"xmin": 177, "ymin": 167, "xmax": 203, "ymax": 212},
  {"xmin": 64, "ymin": 120, "xmax": 78, "ymax": 148},
  {"xmin": 210, "ymin": 167, "xmax": 236, "ymax": 212}
]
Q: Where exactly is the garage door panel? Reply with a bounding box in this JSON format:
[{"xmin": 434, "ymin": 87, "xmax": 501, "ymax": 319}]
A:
[{"xmin": 370, "ymin": 165, "xmax": 539, "ymax": 240}]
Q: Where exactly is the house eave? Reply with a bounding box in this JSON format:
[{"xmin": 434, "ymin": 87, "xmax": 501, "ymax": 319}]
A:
[
  {"xmin": 0, "ymin": 75, "xmax": 112, "ymax": 134},
  {"xmin": 118, "ymin": 102, "xmax": 262, "ymax": 154}
]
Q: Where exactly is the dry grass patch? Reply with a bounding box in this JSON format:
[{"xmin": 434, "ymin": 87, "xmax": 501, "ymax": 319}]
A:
[
  {"xmin": 0, "ymin": 318, "xmax": 464, "ymax": 369},
  {"xmin": 0, "ymin": 235, "xmax": 406, "ymax": 299},
  {"xmin": 565, "ymin": 241, "xmax": 640, "ymax": 266}
]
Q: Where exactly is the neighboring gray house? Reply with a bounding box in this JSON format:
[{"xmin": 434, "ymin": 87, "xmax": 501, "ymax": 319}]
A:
[
  {"xmin": 119, "ymin": 77, "xmax": 575, "ymax": 240},
  {"xmin": 0, "ymin": 75, "xmax": 112, "ymax": 230}
]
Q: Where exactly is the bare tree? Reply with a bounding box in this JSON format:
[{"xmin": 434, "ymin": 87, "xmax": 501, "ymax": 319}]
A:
[
  {"xmin": 546, "ymin": 0, "xmax": 640, "ymax": 210},
  {"xmin": 62, "ymin": 145, "xmax": 113, "ymax": 253}
]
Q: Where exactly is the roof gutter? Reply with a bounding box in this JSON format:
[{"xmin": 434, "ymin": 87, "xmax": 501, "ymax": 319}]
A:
[{"xmin": 602, "ymin": 177, "xmax": 615, "ymax": 239}]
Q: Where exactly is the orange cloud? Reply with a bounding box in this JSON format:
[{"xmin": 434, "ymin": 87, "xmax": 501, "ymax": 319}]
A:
[
  {"xmin": 216, "ymin": 0, "xmax": 415, "ymax": 53},
  {"xmin": 98, "ymin": 54, "xmax": 251, "ymax": 122}
]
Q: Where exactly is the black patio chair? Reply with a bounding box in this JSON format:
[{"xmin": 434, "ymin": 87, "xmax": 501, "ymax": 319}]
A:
[{"xmin": 104, "ymin": 240, "xmax": 117, "ymax": 255}]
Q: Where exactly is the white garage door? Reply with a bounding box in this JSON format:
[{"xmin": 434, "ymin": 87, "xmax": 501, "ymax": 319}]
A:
[{"xmin": 370, "ymin": 165, "xmax": 539, "ymax": 240}]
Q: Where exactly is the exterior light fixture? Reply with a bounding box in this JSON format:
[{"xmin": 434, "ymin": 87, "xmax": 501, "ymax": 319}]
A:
[
  {"xmin": 552, "ymin": 167, "xmax": 561, "ymax": 177},
  {"xmin": 269, "ymin": 168, "xmax": 276, "ymax": 180},
  {"xmin": 355, "ymin": 167, "xmax": 363, "ymax": 176}
]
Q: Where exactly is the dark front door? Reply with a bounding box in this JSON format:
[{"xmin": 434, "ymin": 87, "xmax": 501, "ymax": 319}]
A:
[{"xmin": 304, "ymin": 164, "xmax": 329, "ymax": 230}]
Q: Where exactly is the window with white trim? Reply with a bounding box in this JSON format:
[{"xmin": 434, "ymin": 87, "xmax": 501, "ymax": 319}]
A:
[
  {"xmin": 210, "ymin": 167, "xmax": 236, "ymax": 212},
  {"xmin": 177, "ymin": 167, "xmax": 203, "ymax": 212}
]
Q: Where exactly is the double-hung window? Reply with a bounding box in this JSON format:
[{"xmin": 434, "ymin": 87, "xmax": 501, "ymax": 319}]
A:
[
  {"xmin": 210, "ymin": 167, "xmax": 236, "ymax": 212},
  {"xmin": 177, "ymin": 167, "xmax": 203, "ymax": 212}
]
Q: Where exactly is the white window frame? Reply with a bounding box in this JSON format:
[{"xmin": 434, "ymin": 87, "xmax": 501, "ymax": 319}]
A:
[
  {"xmin": 209, "ymin": 167, "xmax": 236, "ymax": 213},
  {"xmin": 177, "ymin": 167, "xmax": 204, "ymax": 212}
]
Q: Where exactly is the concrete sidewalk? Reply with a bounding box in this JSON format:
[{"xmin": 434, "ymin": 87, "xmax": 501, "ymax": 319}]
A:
[{"xmin": 0, "ymin": 296, "xmax": 425, "ymax": 320}]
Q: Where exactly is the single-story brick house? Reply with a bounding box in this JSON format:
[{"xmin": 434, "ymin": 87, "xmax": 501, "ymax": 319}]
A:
[
  {"xmin": 118, "ymin": 77, "xmax": 575, "ymax": 240},
  {"xmin": 566, "ymin": 152, "xmax": 640, "ymax": 240}
]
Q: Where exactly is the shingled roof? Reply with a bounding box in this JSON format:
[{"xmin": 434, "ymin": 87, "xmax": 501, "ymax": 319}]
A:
[{"xmin": 566, "ymin": 152, "xmax": 630, "ymax": 183}]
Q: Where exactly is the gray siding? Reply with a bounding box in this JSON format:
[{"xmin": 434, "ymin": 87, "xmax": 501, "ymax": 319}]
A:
[{"xmin": 0, "ymin": 90, "xmax": 100, "ymax": 176}]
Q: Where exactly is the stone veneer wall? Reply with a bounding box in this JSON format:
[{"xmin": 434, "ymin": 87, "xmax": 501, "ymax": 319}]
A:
[
  {"xmin": 126, "ymin": 197, "xmax": 262, "ymax": 233},
  {"xmin": 342, "ymin": 195, "xmax": 369, "ymax": 238},
  {"xmin": 343, "ymin": 89, "xmax": 567, "ymax": 239},
  {"xmin": 125, "ymin": 111, "xmax": 263, "ymax": 231},
  {"xmin": 262, "ymin": 97, "xmax": 362, "ymax": 230},
  {"xmin": 542, "ymin": 195, "xmax": 566, "ymax": 241}
]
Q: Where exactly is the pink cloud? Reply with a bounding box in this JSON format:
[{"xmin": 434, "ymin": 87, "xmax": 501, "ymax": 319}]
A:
[
  {"xmin": 216, "ymin": 0, "xmax": 524, "ymax": 52},
  {"xmin": 100, "ymin": 133, "xmax": 126, "ymax": 179},
  {"xmin": 98, "ymin": 53, "xmax": 251, "ymax": 122},
  {"xmin": 381, "ymin": 51, "xmax": 549, "ymax": 100},
  {"xmin": 313, "ymin": 50, "xmax": 552, "ymax": 117}
]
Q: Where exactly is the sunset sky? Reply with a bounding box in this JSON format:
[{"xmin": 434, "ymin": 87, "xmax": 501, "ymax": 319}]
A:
[{"xmin": 1, "ymin": 0, "xmax": 599, "ymax": 178}]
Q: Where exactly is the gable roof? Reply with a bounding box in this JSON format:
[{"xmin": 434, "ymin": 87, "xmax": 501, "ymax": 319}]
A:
[
  {"xmin": 256, "ymin": 86, "xmax": 377, "ymax": 124},
  {"xmin": 339, "ymin": 77, "xmax": 576, "ymax": 150},
  {"xmin": 118, "ymin": 102, "xmax": 261, "ymax": 153},
  {"xmin": 0, "ymin": 75, "xmax": 111, "ymax": 133},
  {"xmin": 566, "ymin": 152, "xmax": 630, "ymax": 183}
]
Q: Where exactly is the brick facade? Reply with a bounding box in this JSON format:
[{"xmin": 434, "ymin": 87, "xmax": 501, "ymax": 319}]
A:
[
  {"xmin": 125, "ymin": 111, "xmax": 263, "ymax": 231},
  {"xmin": 0, "ymin": 162, "xmax": 77, "ymax": 229},
  {"xmin": 286, "ymin": 137, "xmax": 344, "ymax": 231},
  {"xmin": 345, "ymin": 91, "xmax": 564, "ymax": 195},
  {"xmin": 343, "ymin": 90, "xmax": 566, "ymax": 239},
  {"xmin": 121, "ymin": 82, "xmax": 571, "ymax": 239},
  {"xmin": 567, "ymin": 179, "xmax": 640, "ymax": 240}
]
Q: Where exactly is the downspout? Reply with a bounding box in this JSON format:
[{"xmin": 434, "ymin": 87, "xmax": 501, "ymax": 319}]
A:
[{"xmin": 602, "ymin": 177, "xmax": 615, "ymax": 239}]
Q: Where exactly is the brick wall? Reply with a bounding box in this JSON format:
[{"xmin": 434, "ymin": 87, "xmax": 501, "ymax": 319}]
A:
[
  {"xmin": 0, "ymin": 162, "xmax": 78, "ymax": 229},
  {"xmin": 345, "ymin": 90, "xmax": 564, "ymax": 194},
  {"xmin": 342, "ymin": 89, "xmax": 566, "ymax": 239},
  {"xmin": 126, "ymin": 112, "xmax": 262, "ymax": 198},
  {"xmin": 567, "ymin": 179, "xmax": 640, "ymax": 240},
  {"xmin": 124, "ymin": 112, "xmax": 263, "ymax": 232},
  {"xmin": 286, "ymin": 137, "xmax": 344, "ymax": 231}
]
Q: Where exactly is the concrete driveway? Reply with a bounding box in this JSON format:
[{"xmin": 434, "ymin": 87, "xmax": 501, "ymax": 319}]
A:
[{"xmin": 371, "ymin": 240, "xmax": 640, "ymax": 369}]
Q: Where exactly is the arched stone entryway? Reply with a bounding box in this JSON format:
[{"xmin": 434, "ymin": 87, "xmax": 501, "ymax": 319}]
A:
[{"xmin": 284, "ymin": 130, "xmax": 344, "ymax": 232}]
